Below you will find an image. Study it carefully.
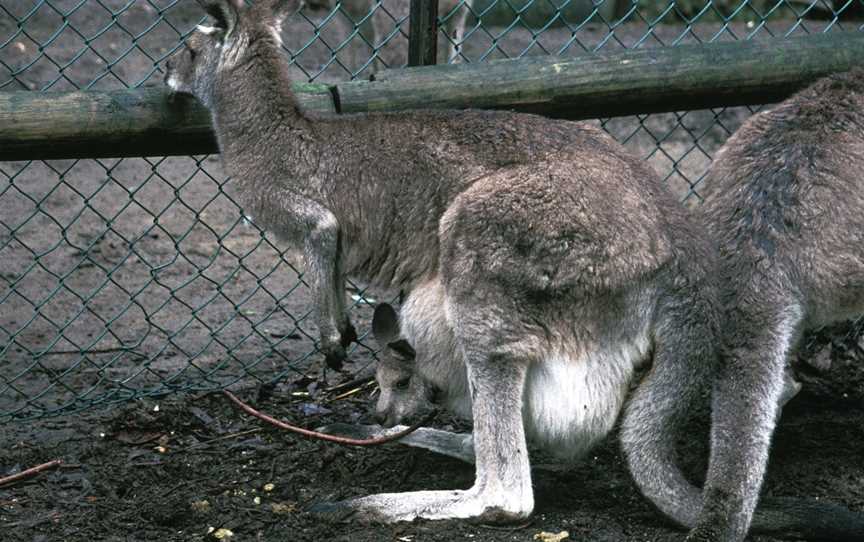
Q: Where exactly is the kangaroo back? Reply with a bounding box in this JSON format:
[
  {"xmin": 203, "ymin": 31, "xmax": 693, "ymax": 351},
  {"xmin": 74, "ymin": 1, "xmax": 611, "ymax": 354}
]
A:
[{"xmin": 690, "ymin": 68, "xmax": 864, "ymax": 542}]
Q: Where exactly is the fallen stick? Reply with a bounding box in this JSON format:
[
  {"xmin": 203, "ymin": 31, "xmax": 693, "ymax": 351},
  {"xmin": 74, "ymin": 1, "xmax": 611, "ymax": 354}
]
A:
[
  {"xmin": 223, "ymin": 390, "xmax": 435, "ymax": 446},
  {"xmin": 330, "ymin": 380, "xmax": 376, "ymax": 402},
  {"xmin": 324, "ymin": 375, "xmax": 374, "ymax": 395},
  {"xmin": 174, "ymin": 428, "xmax": 263, "ymax": 453},
  {"xmin": 0, "ymin": 459, "xmax": 62, "ymax": 487}
]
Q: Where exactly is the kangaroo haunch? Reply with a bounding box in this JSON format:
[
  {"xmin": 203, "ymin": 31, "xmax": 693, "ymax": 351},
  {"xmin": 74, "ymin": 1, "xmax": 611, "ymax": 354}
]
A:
[{"xmin": 691, "ymin": 68, "xmax": 864, "ymax": 542}]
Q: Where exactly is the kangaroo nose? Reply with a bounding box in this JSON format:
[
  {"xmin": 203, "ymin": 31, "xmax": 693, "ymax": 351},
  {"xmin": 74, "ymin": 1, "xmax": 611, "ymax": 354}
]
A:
[{"xmin": 373, "ymin": 410, "xmax": 387, "ymax": 425}]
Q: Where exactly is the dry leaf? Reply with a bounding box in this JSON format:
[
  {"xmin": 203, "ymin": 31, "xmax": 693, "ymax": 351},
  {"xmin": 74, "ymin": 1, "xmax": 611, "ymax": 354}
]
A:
[
  {"xmin": 533, "ymin": 531, "xmax": 569, "ymax": 542},
  {"xmin": 212, "ymin": 527, "xmax": 233, "ymax": 539},
  {"xmin": 191, "ymin": 500, "xmax": 210, "ymax": 513},
  {"xmin": 270, "ymin": 501, "xmax": 297, "ymax": 514}
]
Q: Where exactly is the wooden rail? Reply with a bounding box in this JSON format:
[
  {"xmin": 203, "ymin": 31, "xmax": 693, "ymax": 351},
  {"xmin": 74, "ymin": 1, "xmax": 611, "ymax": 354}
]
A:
[
  {"xmin": 1, "ymin": 32, "xmax": 862, "ymax": 161},
  {"xmin": 0, "ymin": 83, "xmax": 333, "ymax": 161}
]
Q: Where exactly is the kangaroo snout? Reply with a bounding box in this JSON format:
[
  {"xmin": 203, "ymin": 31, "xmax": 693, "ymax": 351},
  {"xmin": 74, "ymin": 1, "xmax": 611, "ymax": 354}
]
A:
[
  {"xmin": 373, "ymin": 407, "xmax": 400, "ymax": 428},
  {"xmin": 372, "ymin": 407, "xmax": 388, "ymax": 426},
  {"xmin": 371, "ymin": 394, "xmax": 397, "ymax": 427}
]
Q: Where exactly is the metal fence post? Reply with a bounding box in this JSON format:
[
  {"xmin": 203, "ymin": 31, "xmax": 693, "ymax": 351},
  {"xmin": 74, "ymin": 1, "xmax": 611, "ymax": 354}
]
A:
[{"xmin": 408, "ymin": 0, "xmax": 439, "ymax": 67}]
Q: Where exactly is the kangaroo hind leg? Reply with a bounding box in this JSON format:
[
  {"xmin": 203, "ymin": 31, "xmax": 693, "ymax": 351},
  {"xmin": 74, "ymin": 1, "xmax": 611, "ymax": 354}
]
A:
[
  {"xmin": 687, "ymin": 305, "xmax": 804, "ymax": 542},
  {"xmin": 310, "ymin": 296, "xmax": 532, "ymax": 523},
  {"xmin": 621, "ymin": 292, "xmax": 717, "ymax": 530}
]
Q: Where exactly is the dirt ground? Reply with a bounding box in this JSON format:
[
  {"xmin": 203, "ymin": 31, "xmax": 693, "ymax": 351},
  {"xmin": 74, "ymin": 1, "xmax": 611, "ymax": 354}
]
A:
[
  {"xmin": 0, "ymin": 363, "xmax": 862, "ymax": 542},
  {"xmin": 1, "ymin": 2, "xmax": 863, "ymax": 541}
]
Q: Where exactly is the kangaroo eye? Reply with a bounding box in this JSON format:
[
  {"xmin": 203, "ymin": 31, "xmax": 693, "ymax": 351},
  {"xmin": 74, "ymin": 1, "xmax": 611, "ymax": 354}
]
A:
[{"xmin": 395, "ymin": 378, "xmax": 410, "ymax": 390}]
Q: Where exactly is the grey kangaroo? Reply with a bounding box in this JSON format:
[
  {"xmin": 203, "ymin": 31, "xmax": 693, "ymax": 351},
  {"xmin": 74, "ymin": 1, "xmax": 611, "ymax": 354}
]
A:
[
  {"xmin": 326, "ymin": 293, "xmax": 801, "ymax": 466},
  {"xmin": 163, "ymin": 1, "xmax": 862, "ymax": 538},
  {"xmin": 326, "ymin": 289, "xmax": 855, "ymax": 541},
  {"xmin": 687, "ymin": 68, "xmax": 864, "ymax": 542}
]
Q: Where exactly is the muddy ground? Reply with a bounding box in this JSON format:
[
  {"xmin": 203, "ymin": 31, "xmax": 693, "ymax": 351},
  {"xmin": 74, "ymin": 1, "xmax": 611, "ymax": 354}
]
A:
[
  {"xmin": 0, "ymin": 361, "xmax": 862, "ymax": 542},
  {"xmin": 1, "ymin": 2, "xmax": 863, "ymax": 541}
]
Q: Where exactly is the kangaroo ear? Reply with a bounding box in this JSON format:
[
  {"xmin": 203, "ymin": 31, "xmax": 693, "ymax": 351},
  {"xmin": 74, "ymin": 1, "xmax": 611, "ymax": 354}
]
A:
[
  {"xmin": 197, "ymin": 0, "xmax": 241, "ymax": 34},
  {"xmin": 372, "ymin": 303, "xmax": 401, "ymax": 345},
  {"xmin": 271, "ymin": 0, "xmax": 304, "ymax": 25}
]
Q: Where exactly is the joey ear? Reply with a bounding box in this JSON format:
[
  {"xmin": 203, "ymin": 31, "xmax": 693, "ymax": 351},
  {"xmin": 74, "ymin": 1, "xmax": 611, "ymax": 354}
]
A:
[
  {"xmin": 372, "ymin": 303, "xmax": 401, "ymax": 345},
  {"xmin": 387, "ymin": 339, "xmax": 417, "ymax": 360},
  {"xmin": 197, "ymin": 0, "xmax": 240, "ymax": 34}
]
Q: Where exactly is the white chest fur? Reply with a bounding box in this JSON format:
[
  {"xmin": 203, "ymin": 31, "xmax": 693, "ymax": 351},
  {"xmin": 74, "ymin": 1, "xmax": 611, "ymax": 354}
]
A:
[
  {"xmin": 400, "ymin": 280, "xmax": 651, "ymax": 462},
  {"xmin": 523, "ymin": 336, "xmax": 649, "ymax": 461}
]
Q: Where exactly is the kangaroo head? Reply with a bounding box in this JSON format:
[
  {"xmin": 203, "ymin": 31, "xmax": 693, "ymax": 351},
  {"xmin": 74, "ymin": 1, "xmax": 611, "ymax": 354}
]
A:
[
  {"xmin": 371, "ymin": 304, "xmax": 438, "ymax": 428},
  {"xmin": 164, "ymin": 0, "xmax": 301, "ymax": 107}
]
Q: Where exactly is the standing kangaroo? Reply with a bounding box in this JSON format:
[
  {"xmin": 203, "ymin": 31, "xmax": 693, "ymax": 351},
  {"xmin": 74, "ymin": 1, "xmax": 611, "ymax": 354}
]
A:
[
  {"xmin": 330, "ymin": 294, "xmax": 800, "ymax": 466},
  {"xmin": 163, "ymin": 1, "xmax": 862, "ymax": 538},
  {"xmin": 323, "ymin": 286, "xmax": 858, "ymax": 540},
  {"xmin": 688, "ymin": 68, "xmax": 864, "ymax": 542}
]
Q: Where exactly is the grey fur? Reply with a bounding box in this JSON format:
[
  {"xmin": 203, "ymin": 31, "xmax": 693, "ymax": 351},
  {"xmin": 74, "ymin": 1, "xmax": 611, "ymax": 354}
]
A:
[
  {"xmin": 366, "ymin": 293, "xmax": 798, "ymax": 458},
  {"xmin": 689, "ymin": 68, "xmax": 864, "ymax": 542},
  {"xmin": 164, "ymin": 0, "xmax": 721, "ymax": 527}
]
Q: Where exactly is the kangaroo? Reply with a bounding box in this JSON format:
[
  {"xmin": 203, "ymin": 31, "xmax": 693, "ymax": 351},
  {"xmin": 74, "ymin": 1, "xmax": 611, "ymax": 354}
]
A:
[
  {"xmin": 305, "ymin": 0, "xmax": 473, "ymax": 68},
  {"xmin": 321, "ymin": 295, "xmax": 801, "ymax": 467},
  {"xmin": 164, "ymin": 0, "xmax": 707, "ymax": 373},
  {"xmin": 163, "ymin": 0, "xmax": 861, "ymax": 537},
  {"xmin": 322, "ymin": 291, "xmax": 861, "ymax": 541},
  {"xmin": 687, "ymin": 68, "xmax": 864, "ymax": 542}
]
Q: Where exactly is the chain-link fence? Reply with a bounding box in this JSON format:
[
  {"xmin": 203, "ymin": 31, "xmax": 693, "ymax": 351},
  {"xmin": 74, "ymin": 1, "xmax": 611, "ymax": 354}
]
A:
[{"xmin": 1, "ymin": 0, "xmax": 862, "ymax": 423}]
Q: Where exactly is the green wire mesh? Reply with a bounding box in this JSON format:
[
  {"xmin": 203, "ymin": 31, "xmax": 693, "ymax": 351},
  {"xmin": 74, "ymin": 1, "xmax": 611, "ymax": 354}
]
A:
[{"xmin": 1, "ymin": 0, "xmax": 862, "ymax": 422}]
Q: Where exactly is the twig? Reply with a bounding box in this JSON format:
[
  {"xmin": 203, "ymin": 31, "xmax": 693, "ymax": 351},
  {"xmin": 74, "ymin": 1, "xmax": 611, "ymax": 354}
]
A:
[
  {"xmin": 330, "ymin": 381, "xmax": 375, "ymax": 401},
  {"xmin": 174, "ymin": 428, "xmax": 262, "ymax": 452},
  {"xmin": 223, "ymin": 390, "xmax": 436, "ymax": 446},
  {"xmin": 324, "ymin": 375, "xmax": 374, "ymax": 395},
  {"xmin": 478, "ymin": 519, "xmax": 534, "ymax": 531},
  {"xmin": 0, "ymin": 459, "xmax": 62, "ymax": 487}
]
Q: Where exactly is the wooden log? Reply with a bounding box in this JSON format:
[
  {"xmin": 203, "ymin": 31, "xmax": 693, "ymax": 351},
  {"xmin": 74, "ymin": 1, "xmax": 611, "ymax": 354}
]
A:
[
  {"xmin": 0, "ymin": 83, "xmax": 334, "ymax": 161},
  {"xmin": 1, "ymin": 31, "xmax": 863, "ymax": 161},
  {"xmin": 343, "ymin": 31, "xmax": 864, "ymax": 118}
]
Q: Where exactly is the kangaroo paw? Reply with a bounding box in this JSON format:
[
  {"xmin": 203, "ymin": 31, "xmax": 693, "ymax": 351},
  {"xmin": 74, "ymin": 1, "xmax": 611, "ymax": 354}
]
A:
[
  {"xmin": 340, "ymin": 321, "xmax": 358, "ymax": 348},
  {"xmin": 309, "ymin": 489, "xmax": 525, "ymax": 524},
  {"xmin": 322, "ymin": 346, "xmax": 347, "ymax": 370},
  {"xmin": 778, "ymin": 368, "xmax": 802, "ymax": 408}
]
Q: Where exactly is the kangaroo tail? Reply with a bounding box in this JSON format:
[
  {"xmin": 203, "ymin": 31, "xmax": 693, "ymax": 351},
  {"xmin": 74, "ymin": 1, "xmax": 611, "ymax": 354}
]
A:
[{"xmin": 620, "ymin": 291, "xmax": 712, "ymax": 529}]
